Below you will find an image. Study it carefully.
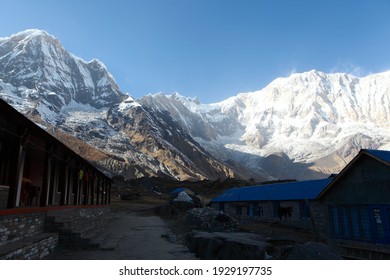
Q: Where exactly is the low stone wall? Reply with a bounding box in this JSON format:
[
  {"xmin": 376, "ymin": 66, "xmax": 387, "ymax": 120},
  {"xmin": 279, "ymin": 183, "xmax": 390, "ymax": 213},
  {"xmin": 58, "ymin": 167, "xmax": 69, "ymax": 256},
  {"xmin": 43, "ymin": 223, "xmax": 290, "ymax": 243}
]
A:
[
  {"xmin": 187, "ymin": 231, "xmax": 342, "ymax": 260},
  {"xmin": 0, "ymin": 233, "xmax": 58, "ymax": 260},
  {"xmin": 0, "ymin": 212, "xmax": 46, "ymax": 246},
  {"xmin": 0, "ymin": 205, "xmax": 110, "ymax": 259}
]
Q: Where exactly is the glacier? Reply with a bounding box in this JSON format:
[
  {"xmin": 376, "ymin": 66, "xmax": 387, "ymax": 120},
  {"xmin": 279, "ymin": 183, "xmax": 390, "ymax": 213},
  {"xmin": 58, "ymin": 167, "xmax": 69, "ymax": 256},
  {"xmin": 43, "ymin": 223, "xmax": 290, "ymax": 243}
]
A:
[{"xmin": 140, "ymin": 70, "xmax": 390, "ymax": 179}]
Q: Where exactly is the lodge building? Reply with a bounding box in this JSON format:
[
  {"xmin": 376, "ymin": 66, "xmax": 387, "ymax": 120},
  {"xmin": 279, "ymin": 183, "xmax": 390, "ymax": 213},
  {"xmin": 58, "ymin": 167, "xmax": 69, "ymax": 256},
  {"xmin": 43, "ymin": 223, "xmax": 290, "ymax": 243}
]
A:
[
  {"xmin": 316, "ymin": 149, "xmax": 390, "ymax": 259},
  {"xmin": 210, "ymin": 149, "xmax": 390, "ymax": 259},
  {"xmin": 0, "ymin": 98, "xmax": 113, "ymax": 259},
  {"xmin": 0, "ymin": 98, "xmax": 112, "ymax": 210}
]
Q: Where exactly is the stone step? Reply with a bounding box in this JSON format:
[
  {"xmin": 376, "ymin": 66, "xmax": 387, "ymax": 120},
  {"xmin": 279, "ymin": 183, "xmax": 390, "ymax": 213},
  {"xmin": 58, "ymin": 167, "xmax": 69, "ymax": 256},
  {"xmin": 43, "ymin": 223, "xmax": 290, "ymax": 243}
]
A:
[{"xmin": 45, "ymin": 210, "xmax": 113, "ymax": 249}]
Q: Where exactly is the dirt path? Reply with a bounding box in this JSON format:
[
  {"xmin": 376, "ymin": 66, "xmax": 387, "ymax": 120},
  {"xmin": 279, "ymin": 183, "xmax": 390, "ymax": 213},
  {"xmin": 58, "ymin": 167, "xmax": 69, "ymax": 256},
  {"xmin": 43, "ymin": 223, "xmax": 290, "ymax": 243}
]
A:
[{"xmin": 48, "ymin": 199, "xmax": 197, "ymax": 260}]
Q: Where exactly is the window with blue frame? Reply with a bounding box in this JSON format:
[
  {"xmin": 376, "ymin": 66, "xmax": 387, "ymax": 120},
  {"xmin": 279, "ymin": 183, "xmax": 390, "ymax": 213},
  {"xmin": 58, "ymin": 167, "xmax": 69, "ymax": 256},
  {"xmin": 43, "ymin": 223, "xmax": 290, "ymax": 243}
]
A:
[
  {"xmin": 330, "ymin": 205, "xmax": 373, "ymax": 242},
  {"xmin": 331, "ymin": 207, "xmax": 340, "ymax": 236},
  {"xmin": 350, "ymin": 207, "xmax": 360, "ymax": 239},
  {"xmin": 360, "ymin": 207, "xmax": 372, "ymax": 241}
]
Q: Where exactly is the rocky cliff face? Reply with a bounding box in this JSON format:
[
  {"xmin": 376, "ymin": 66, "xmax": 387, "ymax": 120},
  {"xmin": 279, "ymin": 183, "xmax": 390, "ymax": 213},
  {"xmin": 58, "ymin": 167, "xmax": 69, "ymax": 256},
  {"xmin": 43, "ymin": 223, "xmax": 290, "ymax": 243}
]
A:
[
  {"xmin": 0, "ymin": 29, "xmax": 124, "ymax": 111},
  {"xmin": 0, "ymin": 29, "xmax": 244, "ymax": 181}
]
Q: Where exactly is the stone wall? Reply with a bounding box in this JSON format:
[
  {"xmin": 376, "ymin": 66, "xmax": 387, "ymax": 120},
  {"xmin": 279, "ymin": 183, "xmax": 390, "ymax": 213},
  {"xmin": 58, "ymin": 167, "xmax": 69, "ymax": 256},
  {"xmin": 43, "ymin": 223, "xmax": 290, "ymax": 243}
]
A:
[
  {"xmin": 0, "ymin": 205, "xmax": 110, "ymax": 259},
  {"xmin": 0, "ymin": 212, "xmax": 46, "ymax": 246},
  {"xmin": 0, "ymin": 233, "xmax": 58, "ymax": 260},
  {"xmin": 309, "ymin": 201, "xmax": 328, "ymax": 240}
]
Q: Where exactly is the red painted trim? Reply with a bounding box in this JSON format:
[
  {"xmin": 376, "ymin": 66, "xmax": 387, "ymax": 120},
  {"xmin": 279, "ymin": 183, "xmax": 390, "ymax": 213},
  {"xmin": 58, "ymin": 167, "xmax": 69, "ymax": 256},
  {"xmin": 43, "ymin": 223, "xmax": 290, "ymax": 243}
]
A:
[{"xmin": 0, "ymin": 204, "xmax": 110, "ymax": 216}]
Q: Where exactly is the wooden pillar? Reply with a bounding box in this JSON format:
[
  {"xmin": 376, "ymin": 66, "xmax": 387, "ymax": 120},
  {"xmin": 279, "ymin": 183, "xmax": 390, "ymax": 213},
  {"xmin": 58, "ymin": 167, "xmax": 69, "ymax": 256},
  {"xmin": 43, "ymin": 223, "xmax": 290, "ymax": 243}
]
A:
[
  {"xmin": 6, "ymin": 141, "xmax": 18, "ymax": 208},
  {"xmin": 108, "ymin": 180, "xmax": 112, "ymax": 204},
  {"xmin": 83, "ymin": 170, "xmax": 89, "ymax": 205},
  {"xmin": 106, "ymin": 179, "xmax": 110, "ymax": 204},
  {"xmin": 61, "ymin": 158, "xmax": 70, "ymax": 205},
  {"xmin": 96, "ymin": 175, "xmax": 100, "ymax": 205},
  {"xmin": 105, "ymin": 179, "xmax": 109, "ymax": 204},
  {"xmin": 76, "ymin": 167, "xmax": 82, "ymax": 205},
  {"xmin": 11, "ymin": 129, "xmax": 29, "ymax": 208},
  {"xmin": 72, "ymin": 170, "xmax": 78, "ymax": 205},
  {"xmin": 14, "ymin": 147, "xmax": 26, "ymax": 207},
  {"xmin": 40, "ymin": 145, "xmax": 53, "ymax": 207},
  {"xmin": 103, "ymin": 179, "xmax": 106, "ymax": 205},
  {"xmin": 90, "ymin": 174, "xmax": 96, "ymax": 205},
  {"xmin": 67, "ymin": 168, "xmax": 74, "ymax": 205},
  {"xmin": 49, "ymin": 164, "xmax": 59, "ymax": 205},
  {"xmin": 100, "ymin": 177, "xmax": 104, "ymax": 205}
]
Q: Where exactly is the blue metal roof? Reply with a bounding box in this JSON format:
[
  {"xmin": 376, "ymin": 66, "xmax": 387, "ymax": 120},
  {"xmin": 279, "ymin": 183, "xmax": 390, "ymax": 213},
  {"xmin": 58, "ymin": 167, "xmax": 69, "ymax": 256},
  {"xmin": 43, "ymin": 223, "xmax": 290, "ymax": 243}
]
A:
[
  {"xmin": 171, "ymin": 187, "xmax": 186, "ymax": 194},
  {"xmin": 211, "ymin": 178, "xmax": 333, "ymax": 203},
  {"xmin": 364, "ymin": 149, "xmax": 390, "ymax": 165}
]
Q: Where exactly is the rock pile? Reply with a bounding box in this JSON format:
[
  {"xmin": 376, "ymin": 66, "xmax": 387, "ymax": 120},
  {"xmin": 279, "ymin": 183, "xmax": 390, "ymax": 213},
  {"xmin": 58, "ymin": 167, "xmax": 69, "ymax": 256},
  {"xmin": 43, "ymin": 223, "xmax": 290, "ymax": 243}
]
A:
[
  {"xmin": 186, "ymin": 208, "xmax": 238, "ymax": 231},
  {"xmin": 186, "ymin": 232, "xmax": 342, "ymax": 260}
]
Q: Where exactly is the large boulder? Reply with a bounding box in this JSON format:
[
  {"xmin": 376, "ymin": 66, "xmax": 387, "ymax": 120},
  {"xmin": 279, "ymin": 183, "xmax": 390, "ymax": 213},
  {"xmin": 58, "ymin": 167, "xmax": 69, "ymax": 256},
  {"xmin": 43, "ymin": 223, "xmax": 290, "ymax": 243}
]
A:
[
  {"xmin": 187, "ymin": 231, "xmax": 271, "ymax": 260},
  {"xmin": 280, "ymin": 241, "xmax": 342, "ymax": 260}
]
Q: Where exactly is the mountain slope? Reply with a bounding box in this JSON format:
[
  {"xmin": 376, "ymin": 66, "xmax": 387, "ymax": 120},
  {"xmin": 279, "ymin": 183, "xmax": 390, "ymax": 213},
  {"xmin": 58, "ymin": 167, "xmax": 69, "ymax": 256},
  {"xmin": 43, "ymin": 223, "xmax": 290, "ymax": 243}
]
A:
[
  {"xmin": 140, "ymin": 70, "xmax": 390, "ymax": 179},
  {"xmin": 0, "ymin": 29, "xmax": 244, "ymax": 181},
  {"xmin": 0, "ymin": 29, "xmax": 124, "ymax": 112}
]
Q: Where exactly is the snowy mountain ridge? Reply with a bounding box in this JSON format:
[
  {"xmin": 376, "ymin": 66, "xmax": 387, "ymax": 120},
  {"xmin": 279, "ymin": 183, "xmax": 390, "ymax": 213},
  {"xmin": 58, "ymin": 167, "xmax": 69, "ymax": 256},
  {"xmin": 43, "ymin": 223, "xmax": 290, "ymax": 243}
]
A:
[
  {"xmin": 140, "ymin": 70, "xmax": 390, "ymax": 179},
  {"xmin": 1, "ymin": 29, "xmax": 389, "ymax": 180},
  {"xmin": 0, "ymin": 29, "xmax": 243, "ymax": 181}
]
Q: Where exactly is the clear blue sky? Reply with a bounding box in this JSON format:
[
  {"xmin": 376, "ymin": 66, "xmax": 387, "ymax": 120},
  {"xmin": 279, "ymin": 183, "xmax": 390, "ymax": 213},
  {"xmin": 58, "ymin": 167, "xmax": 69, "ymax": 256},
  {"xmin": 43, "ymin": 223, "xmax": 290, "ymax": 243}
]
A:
[{"xmin": 1, "ymin": 0, "xmax": 390, "ymax": 103}]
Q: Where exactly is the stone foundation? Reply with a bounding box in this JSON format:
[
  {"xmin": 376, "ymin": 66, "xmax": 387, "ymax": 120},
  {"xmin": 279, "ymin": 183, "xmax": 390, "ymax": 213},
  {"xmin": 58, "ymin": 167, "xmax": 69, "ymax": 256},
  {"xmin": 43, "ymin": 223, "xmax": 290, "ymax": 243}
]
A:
[
  {"xmin": 0, "ymin": 205, "xmax": 110, "ymax": 259},
  {"xmin": 0, "ymin": 233, "xmax": 58, "ymax": 260},
  {"xmin": 0, "ymin": 212, "xmax": 46, "ymax": 246}
]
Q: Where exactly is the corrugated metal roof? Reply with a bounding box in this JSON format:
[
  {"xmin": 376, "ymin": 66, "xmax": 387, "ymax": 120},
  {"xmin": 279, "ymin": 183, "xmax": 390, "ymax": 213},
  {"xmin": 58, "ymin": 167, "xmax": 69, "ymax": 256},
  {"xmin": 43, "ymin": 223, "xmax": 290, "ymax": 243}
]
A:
[
  {"xmin": 211, "ymin": 178, "xmax": 333, "ymax": 202},
  {"xmin": 171, "ymin": 187, "xmax": 186, "ymax": 194},
  {"xmin": 365, "ymin": 149, "xmax": 390, "ymax": 165}
]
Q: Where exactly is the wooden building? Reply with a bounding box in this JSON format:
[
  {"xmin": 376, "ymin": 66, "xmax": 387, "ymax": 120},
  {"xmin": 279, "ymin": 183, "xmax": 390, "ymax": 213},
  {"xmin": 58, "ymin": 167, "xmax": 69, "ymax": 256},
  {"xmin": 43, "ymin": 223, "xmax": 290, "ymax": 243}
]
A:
[
  {"xmin": 0, "ymin": 98, "xmax": 112, "ymax": 210},
  {"xmin": 316, "ymin": 149, "xmax": 390, "ymax": 259},
  {"xmin": 210, "ymin": 178, "xmax": 332, "ymax": 230}
]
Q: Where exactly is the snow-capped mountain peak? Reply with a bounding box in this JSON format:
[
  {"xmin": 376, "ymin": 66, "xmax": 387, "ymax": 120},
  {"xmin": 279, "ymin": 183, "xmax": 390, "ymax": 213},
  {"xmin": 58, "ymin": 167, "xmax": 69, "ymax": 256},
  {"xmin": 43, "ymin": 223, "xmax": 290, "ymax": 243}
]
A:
[
  {"xmin": 1, "ymin": 29, "xmax": 56, "ymax": 42},
  {"xmin": 0, "ymin": 29, "xmax": 125, "ymax": 116},
  {"xmin": 1, "ymin": 29, "xmax": 242, "ymax": 181},
  {"xmin": 140, "ymin": 70, "xmax": 390, "ymax": 179},
  {"xmin": 2, "ymin": 29, "xmax": 389, "ymax": 181}
]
